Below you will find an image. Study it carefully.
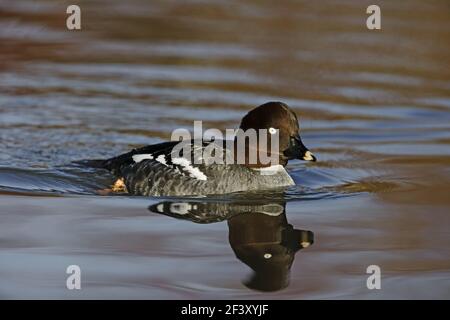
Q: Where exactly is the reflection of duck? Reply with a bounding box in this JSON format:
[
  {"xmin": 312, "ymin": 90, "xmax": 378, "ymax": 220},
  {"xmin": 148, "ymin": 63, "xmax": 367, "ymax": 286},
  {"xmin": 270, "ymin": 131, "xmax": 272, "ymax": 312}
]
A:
[
  {"xmin": 229, "ymin": 210, "xmax": 313, "ymax": 292},
  {"xmin": 149, "ymin": 200, "xmax": 313, "ymax": 292}
]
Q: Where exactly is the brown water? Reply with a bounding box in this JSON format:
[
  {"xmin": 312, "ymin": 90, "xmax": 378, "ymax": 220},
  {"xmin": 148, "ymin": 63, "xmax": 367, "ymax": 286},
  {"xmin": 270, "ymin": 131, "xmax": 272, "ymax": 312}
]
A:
[{"xmin": 0, "ymin": 0, "xmax": 449, "ymax": 299}]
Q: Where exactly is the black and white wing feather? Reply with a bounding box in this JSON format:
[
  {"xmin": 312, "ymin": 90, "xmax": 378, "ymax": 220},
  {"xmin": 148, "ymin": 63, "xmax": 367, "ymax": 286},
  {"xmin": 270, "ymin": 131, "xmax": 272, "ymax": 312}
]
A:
[{"xmin": 101, "ymin": 139, "xmax": 231, "ymax": 196}]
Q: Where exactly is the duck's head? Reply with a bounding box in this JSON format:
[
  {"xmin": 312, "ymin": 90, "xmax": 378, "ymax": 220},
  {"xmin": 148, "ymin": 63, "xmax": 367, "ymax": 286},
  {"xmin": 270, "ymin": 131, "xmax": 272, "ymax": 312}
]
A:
[{"xmin": 239, "ymin": 101, "xmax": 316, "ymax": 166}]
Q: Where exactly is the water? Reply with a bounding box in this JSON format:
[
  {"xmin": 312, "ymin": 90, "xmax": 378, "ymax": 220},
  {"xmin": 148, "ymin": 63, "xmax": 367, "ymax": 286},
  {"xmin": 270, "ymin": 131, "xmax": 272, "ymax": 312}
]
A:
[{"xmin": 0, "ymin": 0, "xmax": 449, "ymax": 299}]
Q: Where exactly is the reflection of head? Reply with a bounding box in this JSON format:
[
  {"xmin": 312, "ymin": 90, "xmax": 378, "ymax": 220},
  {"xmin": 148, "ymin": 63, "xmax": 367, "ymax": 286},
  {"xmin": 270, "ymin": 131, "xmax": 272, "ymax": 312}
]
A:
[
  {"xmin": 148, "ymin": 200, "xmax": 314, "ymax": 293},
  {"xmin": 228, "ymin": 211, "xmax": 313, "ymax": 292}
]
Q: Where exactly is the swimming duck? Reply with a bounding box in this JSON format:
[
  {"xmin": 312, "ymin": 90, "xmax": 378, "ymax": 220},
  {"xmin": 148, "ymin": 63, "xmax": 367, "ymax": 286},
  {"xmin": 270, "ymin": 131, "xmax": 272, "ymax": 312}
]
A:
[{"xmin": 94, "ymin": 101, "xmax": 316, "ymax": 196}]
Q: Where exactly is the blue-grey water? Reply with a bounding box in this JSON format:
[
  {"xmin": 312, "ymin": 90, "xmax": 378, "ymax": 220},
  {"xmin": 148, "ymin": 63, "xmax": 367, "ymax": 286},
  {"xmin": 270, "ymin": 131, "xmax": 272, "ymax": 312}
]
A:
[{"xmin": 0, "ymin": 0, "xmax": 449, "ymax": 299}]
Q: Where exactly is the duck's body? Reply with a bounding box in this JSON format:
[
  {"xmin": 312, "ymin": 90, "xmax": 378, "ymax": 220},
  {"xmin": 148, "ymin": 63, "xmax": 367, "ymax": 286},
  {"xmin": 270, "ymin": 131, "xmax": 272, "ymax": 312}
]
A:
[
  {"xmin": 101, "ymin": 140, "xmax": 295, "ymax": 196},
  {"xmin": 91, "ymin": 102, "xmax": 316, "ymax": 196}
]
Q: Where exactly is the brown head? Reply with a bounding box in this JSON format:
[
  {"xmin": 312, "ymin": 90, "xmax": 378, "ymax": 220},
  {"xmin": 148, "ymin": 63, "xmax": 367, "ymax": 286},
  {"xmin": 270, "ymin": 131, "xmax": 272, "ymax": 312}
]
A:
[{"xmin": 238, "ymin": 101, "xmax": 316, "ymax": 167}]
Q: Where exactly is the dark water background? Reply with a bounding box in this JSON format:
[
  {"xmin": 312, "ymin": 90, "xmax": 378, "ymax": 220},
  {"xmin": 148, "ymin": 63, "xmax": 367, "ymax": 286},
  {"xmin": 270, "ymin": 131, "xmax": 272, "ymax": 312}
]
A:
[{"xmin": 0, "ymin": 0, "xmax": 449, "ymax": 298}]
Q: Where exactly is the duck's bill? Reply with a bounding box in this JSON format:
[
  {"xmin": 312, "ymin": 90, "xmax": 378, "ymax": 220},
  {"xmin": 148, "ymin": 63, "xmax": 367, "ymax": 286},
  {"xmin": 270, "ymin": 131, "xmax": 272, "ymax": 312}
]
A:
[
  {"xmin": 302, "ymin": 150, "xmax": 316, "ymax": 161},
  {"xmin": 284, "ymin": 136, "xmax": 317, "ymax": 162}
]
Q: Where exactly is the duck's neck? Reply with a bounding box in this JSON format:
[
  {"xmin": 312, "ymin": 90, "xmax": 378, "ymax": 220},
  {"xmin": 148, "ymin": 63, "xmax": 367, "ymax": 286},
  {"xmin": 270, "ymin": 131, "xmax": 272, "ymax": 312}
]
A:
[{"xmin": 232, "ymin": 137, "xmax": 287, "ymax": 168}]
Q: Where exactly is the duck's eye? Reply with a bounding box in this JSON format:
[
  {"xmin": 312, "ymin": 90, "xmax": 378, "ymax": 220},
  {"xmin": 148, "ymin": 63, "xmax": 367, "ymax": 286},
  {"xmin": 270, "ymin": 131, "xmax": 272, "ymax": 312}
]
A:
[{"xmin": 269, "ymin": 127, "xmax": 277, "ymax": 135}]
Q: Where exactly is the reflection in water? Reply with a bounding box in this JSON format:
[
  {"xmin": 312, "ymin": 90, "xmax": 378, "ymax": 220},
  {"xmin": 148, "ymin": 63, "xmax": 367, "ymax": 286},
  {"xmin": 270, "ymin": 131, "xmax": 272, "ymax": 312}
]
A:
[
  {"xmin": 149, "ymin": 199, "xmax": 313, "ymax": 292},
  {"xmin": 1, "ymin": 0, "xmax": 448, "ymax": 299}
]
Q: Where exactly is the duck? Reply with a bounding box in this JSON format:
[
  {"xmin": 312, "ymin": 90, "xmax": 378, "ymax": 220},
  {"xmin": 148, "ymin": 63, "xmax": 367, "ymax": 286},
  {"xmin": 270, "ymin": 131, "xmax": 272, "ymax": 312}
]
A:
[{"xmin": 91, "ymin": 101, "xmax": 316, "ymax": 196}]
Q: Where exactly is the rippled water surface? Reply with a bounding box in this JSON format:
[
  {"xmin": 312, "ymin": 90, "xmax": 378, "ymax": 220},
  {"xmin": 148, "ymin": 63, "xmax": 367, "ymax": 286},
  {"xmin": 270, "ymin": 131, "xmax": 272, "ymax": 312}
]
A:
[{"xmin": 1, "ymin": 0, "xmax": 449, "ymax": 299}]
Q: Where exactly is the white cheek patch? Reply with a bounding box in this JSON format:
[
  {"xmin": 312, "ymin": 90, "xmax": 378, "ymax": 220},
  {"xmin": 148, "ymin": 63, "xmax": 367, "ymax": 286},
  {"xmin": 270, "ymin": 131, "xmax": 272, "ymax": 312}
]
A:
[
  {"xmin": 172, "ymin": 157, "xmax": 207, "ymax": 181},
  {"xmin": 132, "ymin": 154, "xmax": 153, "ymax": 163}
]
